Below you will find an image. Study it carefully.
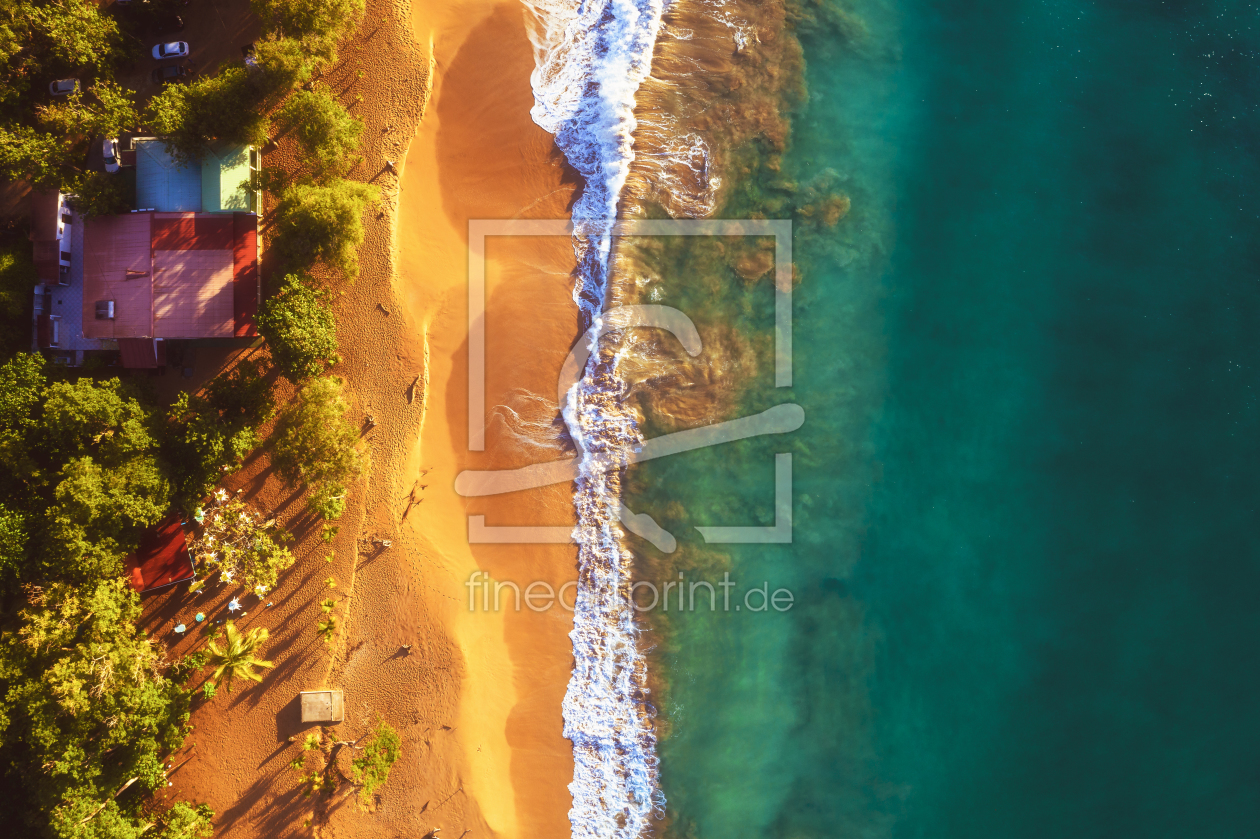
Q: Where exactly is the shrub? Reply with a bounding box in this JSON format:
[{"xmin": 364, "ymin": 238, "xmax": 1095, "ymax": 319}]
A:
[
  {"xmin": 270, "ymin": 179, "xmax": 377, "ymax": 279},
  {"xmin": 271, "ymin": 377, "xmax": 362, "ymax": 518},
  {"xmin": 257, "ymin": 274, "xmax": 340, "ymax": 381},
  {"xmin": 274, "ymin": 88, "xmax": 363, "ymax": 174},
  {"xmin": 351, "ymin": 719, "xmax": 401, "ymax": 802}
]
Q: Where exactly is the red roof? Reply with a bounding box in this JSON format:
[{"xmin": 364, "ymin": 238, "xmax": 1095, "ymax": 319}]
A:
[
  {"xmin": 124, "ymin": 514, "xmax": 194, "ymax": 592},
  {"xmin": 82, "ymin": 211, "xmax": 259, "ymax": 341}
]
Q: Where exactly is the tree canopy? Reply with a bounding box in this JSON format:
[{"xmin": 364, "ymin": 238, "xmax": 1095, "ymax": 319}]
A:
[
  {"xmin": 257, "ymin": 273, "xmax": 341, "ymax": 381},
  {"xmin": 270, "ymin": 179, "xmax": 378, "ymax": 279},
  {"xmin": 274, "ymin": 88, "xmax": 364, "ymax": 175},
  {"xmin": 251, "ymin": 0, "xmax": 365, "ymax": 63},
  {"xmin": 0, "ymin": 579, "xmax": 195, "ymax": 837},
  {"xmin": 271, "ymin": 377, "xmax": 362, "ymax": 520}
]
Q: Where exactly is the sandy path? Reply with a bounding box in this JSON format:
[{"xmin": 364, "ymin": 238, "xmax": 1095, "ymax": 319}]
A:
[{"xmin": 150, "ymin": 1, "xmax": 581, "ymax": 837}]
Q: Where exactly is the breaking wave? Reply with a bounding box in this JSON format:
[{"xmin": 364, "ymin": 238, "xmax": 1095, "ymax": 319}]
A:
[{"xmin": 519, "ymin": 0, "xmax": 667, "ymax": 837}]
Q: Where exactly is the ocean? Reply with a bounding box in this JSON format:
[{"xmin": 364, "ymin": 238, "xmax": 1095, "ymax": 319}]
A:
[{"xmin": 526, "ymin": 0, "xmax": 1260, "ymax": 837}]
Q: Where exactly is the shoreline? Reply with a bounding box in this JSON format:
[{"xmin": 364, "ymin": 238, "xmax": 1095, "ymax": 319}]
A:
[{"xmin": 397, "ymin": 0, "xmax": 583, "ymax": 836}]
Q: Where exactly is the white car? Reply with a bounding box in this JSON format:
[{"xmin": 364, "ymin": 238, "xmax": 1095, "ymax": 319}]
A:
[
  {"xmin": 152, "ymin": 41, "xmax": 189, "ymax": 59},
  {"xmin": 49, "ymin": 78, "xmax": 79, "ymax": 96},
  {"xmin": 102, "ymin": 138, "xmax": 120, "ymax": 173}
]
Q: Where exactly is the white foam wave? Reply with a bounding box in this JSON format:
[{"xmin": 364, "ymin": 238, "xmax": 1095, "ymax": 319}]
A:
[{"xmin": 519, "ymin": 0, "xmax": 667, "ymax": 836}]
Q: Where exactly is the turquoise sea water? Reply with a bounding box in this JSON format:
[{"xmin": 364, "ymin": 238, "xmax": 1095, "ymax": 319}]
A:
[{"xmin": 629, "ymin": 1, "xmax": 1260, "ymax": 837}]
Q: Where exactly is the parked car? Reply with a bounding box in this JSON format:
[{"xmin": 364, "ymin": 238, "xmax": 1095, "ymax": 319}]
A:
[
  {"xmin": 102, "ymin": 138, "xmax": 120, "ymax": 173},
  {"xmin": 49, "ymin": 78, "xmax": 79, "ymax": 96},
  {"xmin": 151, "ymin": 41, "xmax": 189, "ymax": 59},
  {"xmin": 152, "ymin": 64, "xmax": 192, "ymax": 84}
]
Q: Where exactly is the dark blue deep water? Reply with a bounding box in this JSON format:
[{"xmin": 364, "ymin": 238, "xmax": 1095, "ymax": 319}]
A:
[{"xmin": 635, "ymin": 1, "xmax": 1260, "ymax": 837}]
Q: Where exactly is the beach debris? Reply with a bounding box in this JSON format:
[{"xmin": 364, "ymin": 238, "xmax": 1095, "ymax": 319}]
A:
[
  {"xmin": 407, "ymin": 373, "xmax": 421, "ymax": 404},
  {"xmin": 365, "ymin": 414, "xmax": 377, "ymax": 428},
  {"xmin": 384, "ymin": 160, "xmax": 398, "ymax": 175},
  {"xmin": 228, "ymin": 599, "xmax": 241, "ymax": 612},
  {"xmin": 174, "ymin": 623, "xmax": 187, "ymax": 634},
  {"xmin": 400, "ymin": 644, "xmax": 412, "ymax": 655},
  {"xmin": 195, "ymin": 612, "xmax": 206, "ymax": 623},
  {"xmin": 376, "ymin": 302, "xmax": 391, "ymax": 316}
]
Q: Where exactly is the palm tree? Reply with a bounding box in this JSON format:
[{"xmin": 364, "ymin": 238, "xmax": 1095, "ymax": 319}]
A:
[{"xmin": 205, "ymin": 621, "xmax": 274, "ymax": 692}]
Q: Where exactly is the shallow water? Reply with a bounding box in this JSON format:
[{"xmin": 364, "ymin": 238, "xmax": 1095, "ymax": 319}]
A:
[{"xmin": 609, "ymin": 0, "xmax": 1260, "ymax": 837}]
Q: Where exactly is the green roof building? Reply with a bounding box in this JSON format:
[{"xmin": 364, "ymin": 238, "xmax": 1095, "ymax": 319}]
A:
[{"xmin": 134, "ymin": 138, "xmax": 261, "ymax": 214}]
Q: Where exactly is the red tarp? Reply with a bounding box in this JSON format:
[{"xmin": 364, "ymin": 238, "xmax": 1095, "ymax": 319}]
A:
[{"xmin": 124, "ymin": 513, "xmax": 193, "ymax": 592}]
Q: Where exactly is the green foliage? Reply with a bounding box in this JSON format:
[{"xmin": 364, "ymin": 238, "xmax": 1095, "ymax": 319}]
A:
[
  {"xmin": 145, "ymin": 67, "xmax": 271, "ymax": 164},
  {"xmin": 187, "ymin": 491, "xmax": 294, "ymax": 595},
  {"xmin": 162, "ymin": 360, "xmax": 273, "ymax": 511},
  {"xmin": 1, "ymin": 377, "xmax": 175, "ymax": 584},
  {"xmin": 24, "ymin": 0, "xmax": 123, "ymax": 75},
  {"xmin": 154, "ymin": 802, "xmax": 215, "ymax": 839},
  {"xmin": 351, "ymin": 719, "xmax": 401, "ymax": 801},
  {"xmin": 253, "ymin": 35, "xmax": 318, "ymax": 95},
  {"xmin": 270, "ymin": 179, "xmax": 377, "ymax": 279},
  {"xmin": 0, "ymin": 579, "xmax": 192, "ymax": 837},
  {"xmin": 316, "ymin": 613, "xmax": 338, "ymax": 644},
  {"xmin": 308, "ymin": 481, "xmax": 347, "ymax": 521},
  {"xmin": 0, "ymin": 1, "xmax": 131, "ymax": 190},
  {"xmin": 257, "ymin": 274, "xmax": 341, "ymax": 381},
  {"xmin": 67, "ymin": 170, "xmax": 132, "ymax": 218},
  {"xmin": 271, "ymin": 378, "xmax": 363, "ymax": 520},
  {"xmin": 252, "ymin": 0, "xmax": 365, "ymax": 64},
  {"xmin": 205, "ymin": 621, "xmax": 274, "ymax": 692},
  {"xmin": 0, "ymin": 504, "xmax": 27, "ymax": 584},
  {"xmin": 0, "ymin": 123, "xmax": 77, "ymax": 189},
  {"xmin": 0, "ymin": 230, "xmax": 36, "ymax": 355},
  {"xmin": 38, "ymin": 81, "xmax": 138, "ymax": 137},
  {"xmin": 201, "ymin": 681, "xmax": 216, "ymax": 701},
  {"xmin": 274, "ymin": 88, "xmax": 364, "ymax": 174}
]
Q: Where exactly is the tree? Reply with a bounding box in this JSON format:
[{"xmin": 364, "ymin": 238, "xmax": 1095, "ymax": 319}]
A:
[
  {"xmin": 162, "ymin": 359, "xmax": 273, "ymax": 510},
  {"xmin": 271, "ymin": 377, "xmax": 362, "ymax": 519},
  {"xmin": 67, "ymin": 170, "xmax": 132, "ymax": 218},
  {"xmin": 350, "ymin": 719, "xmax": 401, "ymax": 802},
  {"xmin": 187, "ymin": 489, "xmax": 294, "ymax": 594},
  {"xmin": 145, "ymin": 67, "xmax": 271, "ymax": 163},
  {"xmin": 38, "ymin": 81, "xmax": 138, "ymax": 137},
  {"xmin": 0, "ymin": 124, "xmax": 77, "ymax": 189},
  {"xmin": 257, "ymin": 273, "xmax": 341, "ymax": 381},
  {"xmin": 0, "ymin": 367, "xmax": 178, "ymax": 586},
  {"xmin": 205, "ymin": 621, "xmax": 274, "ymax": 692},
  {"xmin": 274, "ymin": 88, "xmax": 363, "ymax": 174},
  {"xmin": 25, "ymin": 0, "xmax": 123, "ymax": 75},
  {"xmin": 251, "ymin": 0, "xmax": 365, "ymax": 63},
  {"xmin": 270, "ymin": 179, "xmax": 377, "ymax": 279},
  {"xmin": 0, "ymin": 579, "xmax": 196, "ymax": 837},
  {"xmin": 253, "ymin": 35, "xmax": 318, "ymax": 95}
]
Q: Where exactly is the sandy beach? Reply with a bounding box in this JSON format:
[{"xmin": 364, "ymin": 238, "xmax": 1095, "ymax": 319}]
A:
[{"xmin": 150, "ymin": 0, "xmax": 582, "ymax": 836}]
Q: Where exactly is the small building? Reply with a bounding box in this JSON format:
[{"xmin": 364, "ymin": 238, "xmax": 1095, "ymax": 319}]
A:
[
  {"xmin": 133, "ymin": 138, "xmax": 261, "ymax": 214},
  {"xmin": 300, "ymin": 690, "xmax": 346, "ymax": 724},
  {"xmin": 124, "ymin": 513, "xmax": 195, "ymax": 593}
]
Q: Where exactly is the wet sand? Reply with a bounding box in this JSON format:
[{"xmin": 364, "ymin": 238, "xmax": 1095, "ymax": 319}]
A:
[{"xmin": 398, "ymin": 0, "xmax": 581, "ymax": 836}]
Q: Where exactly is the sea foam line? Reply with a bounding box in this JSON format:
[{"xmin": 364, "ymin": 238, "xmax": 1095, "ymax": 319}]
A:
[{"xmin": 520, "ymin": 0, "xmax": 667, "ymax": 836}]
